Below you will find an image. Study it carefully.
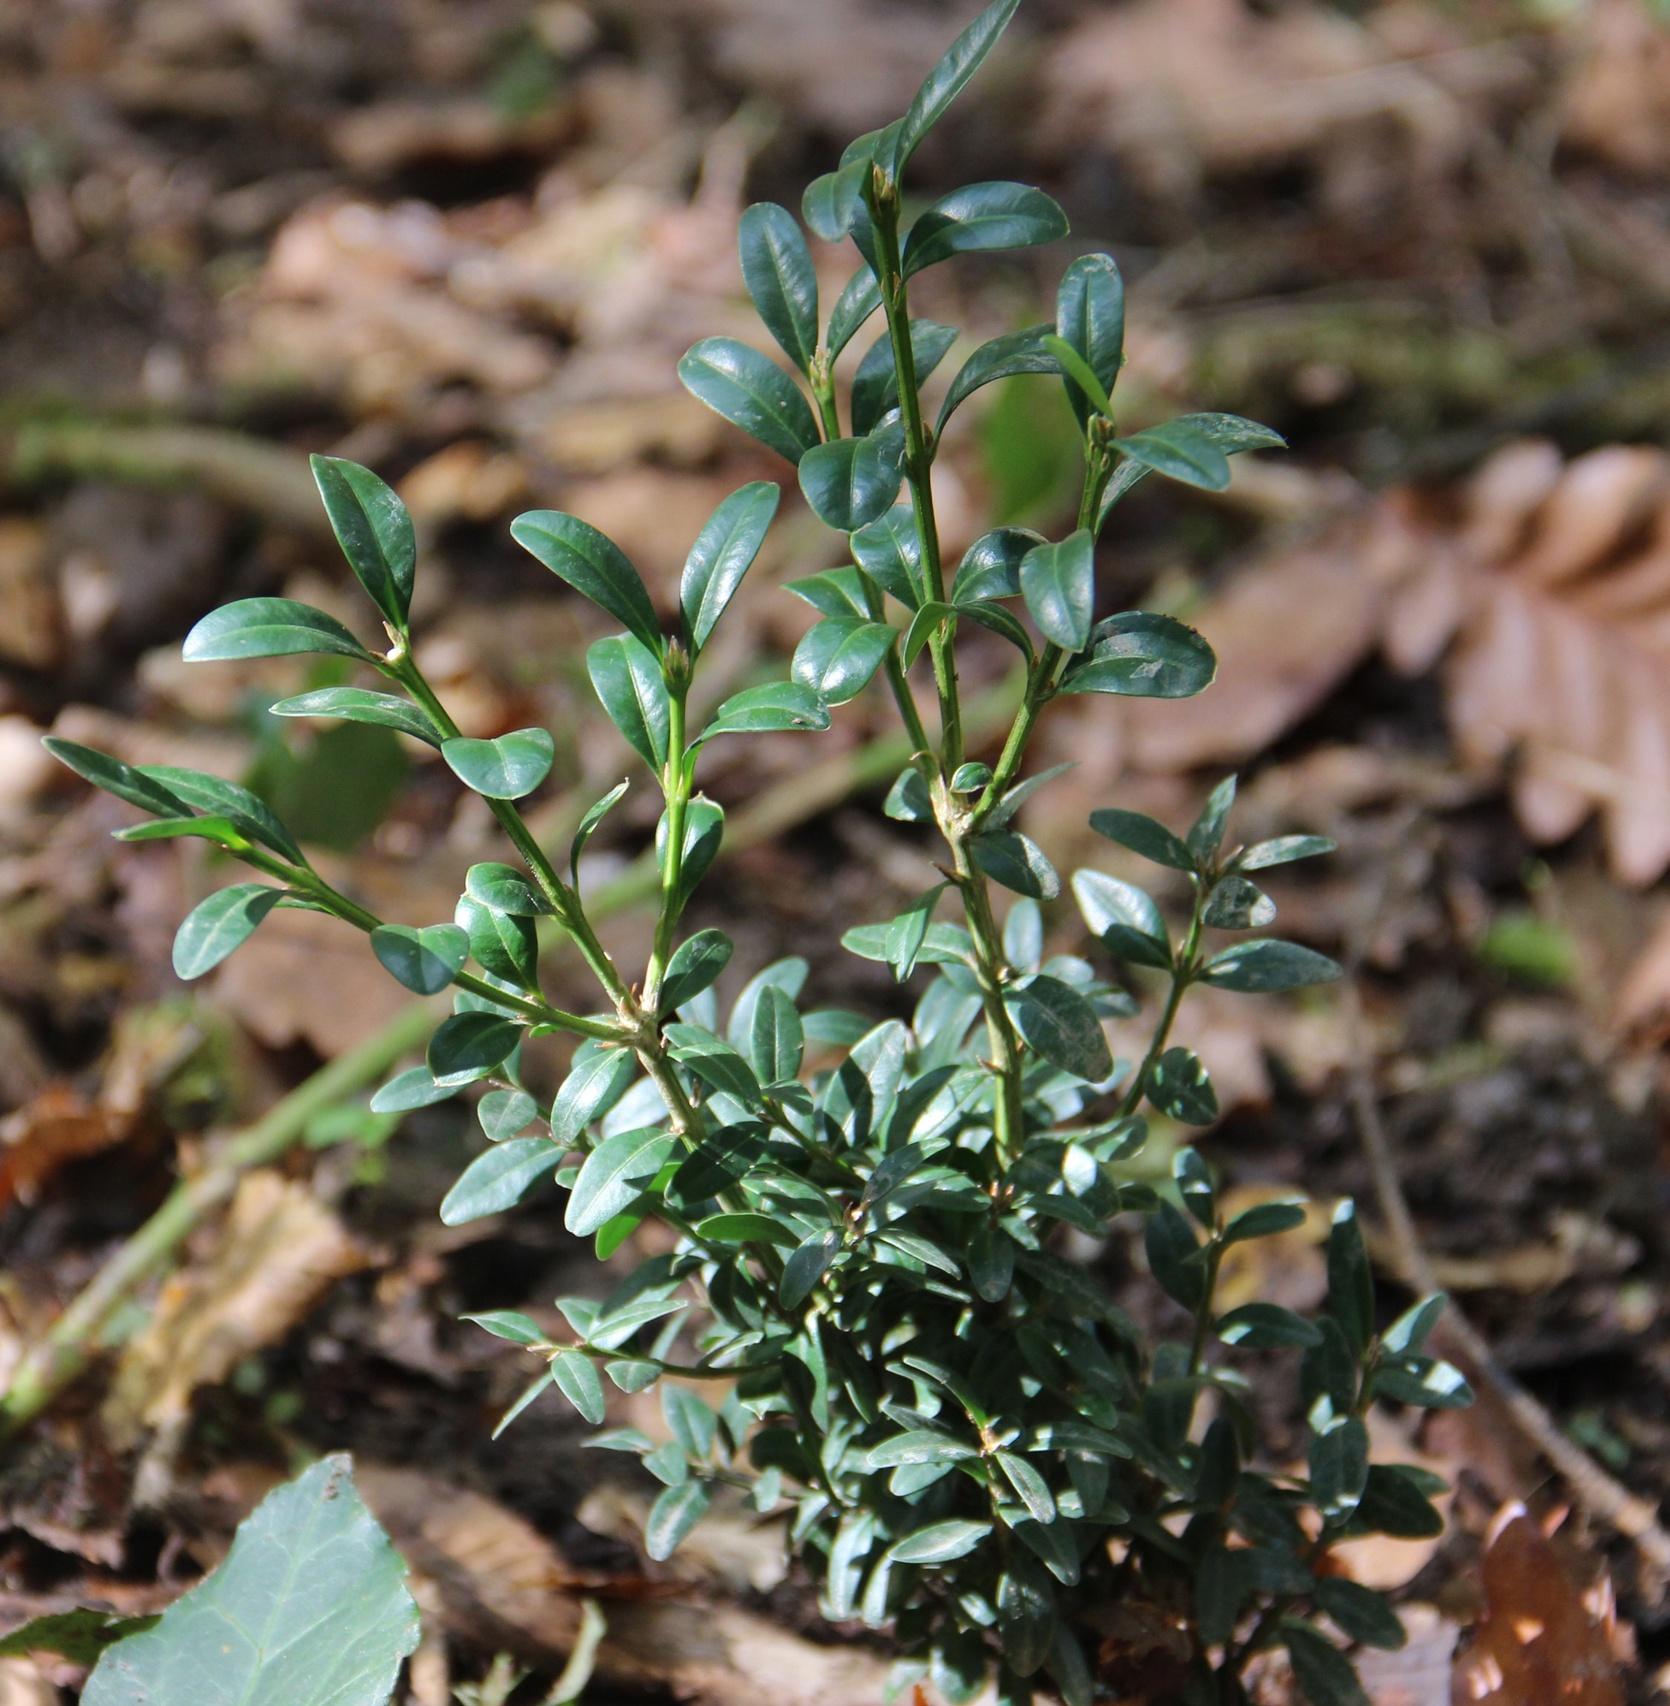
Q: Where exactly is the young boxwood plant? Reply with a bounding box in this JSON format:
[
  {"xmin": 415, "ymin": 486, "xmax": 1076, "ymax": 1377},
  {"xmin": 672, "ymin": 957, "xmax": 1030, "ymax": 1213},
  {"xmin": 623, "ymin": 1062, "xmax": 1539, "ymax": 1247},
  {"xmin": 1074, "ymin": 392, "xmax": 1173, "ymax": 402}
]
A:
[{"xmin": 48, "ymin": 3, "xmax": 1470, "ymax": 1700}]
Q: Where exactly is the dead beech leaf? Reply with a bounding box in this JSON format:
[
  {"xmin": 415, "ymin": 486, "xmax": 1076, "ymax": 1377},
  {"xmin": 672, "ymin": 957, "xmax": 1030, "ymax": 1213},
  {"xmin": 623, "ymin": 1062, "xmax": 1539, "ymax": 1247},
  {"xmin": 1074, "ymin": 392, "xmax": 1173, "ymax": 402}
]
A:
[
  {"xmin": 1451, "ymin": 1504, "xmax": 1625, "ymax": 1705},
  {"xmin": 0, "ymin": 1087, "xmax": 122, "ymax": 1211},
  {"xmin": 1559, "ymin": 0, "xmax": 1670, "ymax": 177},
  {"xmin": 102, "ymin": 1170, "xmax": 364, "ymax": 1442}
]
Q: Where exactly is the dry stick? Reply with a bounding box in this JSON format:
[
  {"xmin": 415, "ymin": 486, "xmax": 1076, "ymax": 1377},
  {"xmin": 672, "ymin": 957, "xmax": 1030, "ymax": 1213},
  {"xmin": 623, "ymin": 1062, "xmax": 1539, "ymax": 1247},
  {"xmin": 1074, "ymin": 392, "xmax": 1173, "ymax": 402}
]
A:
[
  {"xmin": 0, "ymin": 672, "xmax": 1023, "ymax": 1437},
  {"xmin": 1342, "ymin": 827, "xmax": 1670, "ymax": 1595}
]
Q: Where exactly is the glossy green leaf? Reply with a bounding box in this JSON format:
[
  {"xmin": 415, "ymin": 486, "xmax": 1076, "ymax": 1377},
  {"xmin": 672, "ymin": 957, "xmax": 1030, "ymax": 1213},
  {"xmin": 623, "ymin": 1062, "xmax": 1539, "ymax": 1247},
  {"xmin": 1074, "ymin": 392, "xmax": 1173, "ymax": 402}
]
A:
[
  {"xmin": 825, "ymin": 266, "xmax": 883, "ymax": 359},
  {"xmin": 696, "ymin": 1211, "xmax": 797, "ymax": 1247},
  {"xmin": 678, "ymin": 337, "xmax": 820, "ymax": 465},
  {"xmin": 661, "ymin": 928, "xmax": 734, "ymax": 1012},
  {"xmin": 455, "ymin": 895, "xmax": 539, "ymax": 989},
  {"xmin": 440, "ymin": 1136, "xmax": 559, "ymax": 1225},
  {"xmin": 510, "ymin": 510, "xmax": 662, "ymax": 655},
  {"xmin": 1148, "ymin": 1046, "xmax": 1218, "ymax": 1125},
  {"xmin": 791, "ymin": 616, "xmax": 896, "ymax": 705},
  {"xmin": 935, "ymin": 325, "xmax": 1058, "ymax": 435},
  {"xmin": 477, "ymin": 1088, "xmax": 538, "ymax": 1141},
  {"xmin": 852, "ymin": 319, "xmax": 958, "ymax": 436},
  {"xmin": 550, "ymin": 1045, "xmax": 638, "ymax": 1147},
  {"xmin": 1006, "ymin": 976, "xmax": 1112, "ymax": 1082},
  {"xmin": 1224, "ymin": 1200, "xmax": 1307, "ymax": 1244},
  {"xmin": 138, "ymin": 766, "xmax": 304, "ymax": 864},
  {"xmin": 1326, "ymin": 1198, "xmax": 1374, "ymax": 1357},
  {"xmin": 1087, "ymin": 807, "xmax": 1195, "ymax": 870},
  {"xmin": 1204, "ymin": 874, "xmax": 1276, "ymax": 929},
  {"xmin": 1216, "ymin": 1302, "xmax": 1322, "ymax": 1349},
  {"xmin": 749, "ymin": 984, "xmax": 805, "ymax": 1084},
  {"xmin": 893, "ymin": 0, "xmax": 1020, "ymax": 170},
  {"xmin": 851, "ymin": 504, "xmax": 924, "ymax": 608},
  {"xmin": 370, "ymin": 923, "xmax": 468, "ymax": 994},
  {"xmin": 1382, "ymin": 1293, "xmax": 1447, "ymax": 1357},
  {"xmin": 428, "ymin": 1010, "xmax": 521, "ymax": 1087},
  {"xmin": 739, "ymin": 202, "xmax": 819, "ymax": 375},
  {"xmin": 1313, "ymin": 1580, "xmax": 1406, "ymax": 1652},
  {"xmin": 43, "ymin": 738, "xmax": 192, "ymax": 818},
  {"xmin": 441, "ymin": 728, "xmax": 555, "ymax": 800},
  {"xmin": 1097, "ymin": 412, "xmax": 1285, "ymax": 526},
  {"xmin": 951, "ymin": 526, "xmax": 1042, "ymax": 602},
  {"xmin": 1019, "ymin": 530, "xmax": 1095, "ymax": 651},
  {"xmin": 1201, "ymin": 939, "xmax": 1342, "ymax": 993},
  {"xmin": 901, "ymin": 600, "xmax": 957, "ymax": 669},
  {"xmin": 1057, "ymin": 611, "xmax": 1216, "ymax": 699},
  {"xmin": 1240, "ymin": 833, "xmax": 1336, "ymax": 871},
  {"xmin": 663, "ymin": 1023, "xmax": 763, "ymax": 1105},
  {"xmin": 1054, "ymin": 254, "xmax": 1124, "ymax": 427},
  {"xmin": 82, "ymin": 1456, "xmax": 418, "ymax": 1706},
  {"xmin": 781, "ymin": 1227, "xmax": 841, "ymax": 1308},
  {"xmin": 182, "ymin": 598, "xmax": 369, "ymax": 664},
  {"xmin": 566, "ymin": 1126, "xmax": 677, "ymax": 1237},
  {"xmin": 570, "ymin": 780, "xmax": 629, "ymax": 879},
  {"xmin": 550, "ymin": 1347, "xmax": 607, "ymax": 1424},
  {"xmin": 114, "ymin": 815, "xmax": 243, "ymax": 849},
  {"xmin": 797, "ymin": 426, "xmax": 906, "ymax": 533},
  {"xmin": 465, "ymin": 861, "xmax": 550, "ymax": 917},
  {"xmin": 587, "ymin": 633, "xmax": 671, "ymax": 771},
  {"xmin": 1282, "ymin": 1621, "xmax": 1369, "ymax": 1706},
  {"xmin": 802, "ymin": 158, "xmax": 869, "ymax": 245},
  {"xmin": 884, "ymin": 882, "xmax": 948, "ymax": 982},
  {"xmin": 786, "ymin": 566, "xmax": 872, "ymax": 618},
  {"xmin": 646, "ymin": 1480, "xmax": 711, "ymax": 1561},
  {"xmin": 658, "ymin": 796, "xmax": 723, "ymax": 914},
  {"xmin": 1371, "ymin": 1356, "xmax": 1473, "ymax": 1410},
  {"xmin": 310, "ymin": 454, "xmax": 415, "ymax": 629},
  {"xmin": 1189, "ymin": 775, "xmax": 1238, "ymax": 860},
  {"xmin": 1144, "ymin": 1199, "xmax": 1205, "ymax": 1310},
  {"xmin": 370, "ymin": 1066, "xmax": 454, "ymax": 1113},
  {"xmin": 698, "ymin": 679, "xmax": 832, "ymax": 739},
  {"xmin": 902, "ymin": 182, "xmax": 1068, "ymax": 278},
  {"xmin": 1356, "ymin": 1465, "xmax": 1446, "ymax": 1539},
  {"xmin": 172, "ymin": 884, "xmax": 284, "ymax": 979},
  {"xmin": 889, "ymin": 1519, "xmax": 990, "ymax": 1565},
  {"xmin": 971, "ymin": 829, "xmax": 1060, "ymax": 900},
  {"xmin": 1071, "ymin": 869, "xmax": 1171, "ymax": 970},
  {"xmin": 269, "ymin": 687, "xmax": 442, "ymax": 746},
  {"xmin": 680, "ymin": 481, "xmax": 780, "ymax": 652}
]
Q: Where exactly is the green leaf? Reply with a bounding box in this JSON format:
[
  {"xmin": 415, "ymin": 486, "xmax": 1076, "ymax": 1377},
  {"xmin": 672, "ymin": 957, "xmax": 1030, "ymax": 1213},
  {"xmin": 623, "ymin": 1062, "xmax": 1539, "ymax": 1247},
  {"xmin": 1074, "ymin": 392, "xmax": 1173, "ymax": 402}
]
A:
[
  {"xmin": 1327, "ymin": 1198, "xmax": 1374, "ymax": 1356},
  {"xmin": 1202, "ymin": 939, "xmax": 1342, "ymax": 993},
  {"xmin": 269, "ymin": 687, "xmax": 442, "ymax": 746},
  {"xmin": 696, "ymin": 1211, "xmax": 797, "ymax": 1247},
  {"xmin": 510, "ymin": 510, "xmax": 662, "ymax": 655},
  {"xmin": 792, "ymin": 616, "xmax": 896, "ymax": 705},
  {"xmin": 661, "ymin": 928, "xmax": 733, "ymax": 1012},
  {"xmin": 1281, "ymin": 1621, "xmax": 1369, "ymax": 1706},
  {"xmin": 370, "ymin": 923, "xmax": 468, "ymax": 994},
  {"xmin": 455, "ymin": 895, "xmax": 539, "ymax": 989},
  {"xmin": 478, "ymin": 1088, "xmax": 538, "ymax": 1141},
  {"xmin": 889, "ymin": 1519, "xmax": 990, "ymax": 1565},
  {"xmin": 1204, "ymin": 875, "xmax": 1276, "ymax": 930},
  {"xmin": 1174, "ymin": 1146, "xmax": 1216, "ymax": 1227},
  {"xmin": 1040, "ymin": 335, "xmax": 1111, "ymax": 420},
  {"xmin": 935, "ymin": 324, "xmax": 1059, "ymax": 435},
  {"xmin": 465, "ymin": 861, "xmax": 550, "ymax": 917},
  {"xmin": 1382, "ymin": 1293, "xmax": 1447, "ymax": 1357},
  {"xmin": 550, "ymin": 1045, "xmax": 638, "ymax": 1147},
  {"xmin": 969, "ymin": 1225, "xmax": 1015, "ymax": 1302},
  {"xmin": 951, "ymin": 527, "xmax": 1043, "ymax": 602},
  {"xmin": 802, "ymin": 158, "xmax": 869, "ymax": 244},
  {"xmin": 115, "ymin": 814, "xmax": 243, "ymax": 849},
  {"xmin": 1057, "ymin": 611, "xmax": 1216, "ymax": 699},
  {"xmin": 997, "ymin": 1451, "xmax": 1055, "ymax": 1523},
  {"xmin": 587, "ymin": 633, "xmax": 671, "ymax": 771},
  {"xmin": 1355, "ymin": 1465, "xmax": 1445, "ymax": 1539},
  {"xmin": 645, "ymin": 1480, "xmax": 711, "ymax": 1561},
  {"xmin": 1055, "ymin": 253, "xmax": 1124, "ymax": 427},
  {"xmin": 1313, "ymin": 1580, "xmax": 1406, "ymax": 1652},
  {"xmin": 902, "ymin": 183, "xmax": 1068, "ymax": 278},
  {"xmin": 1006, "ymin": 975, "xmax": 1112, "ymax": 1082},
  {"xmin": 310, "ymin": 455, "xmax": 416, "ymax": 629},
  {"xmin": 182, "ymin": 598, "xmax": 369, "ymax": 664},
  {"xmin": 1310, "ymin": 1415, "xmax": 1369, "ymax": 1521},
  {"xmin": 172, "ymin": 885, "xmax": 284, "ymax": 979},
  {"xmin": 1240, "ymin": 833, "xmax": 1336, "ymax": 871},
  {"xmin": 1087, "ymin": 807, "xmax": 1195, "ymax": 870},
  {"xmin": 1019, "ymin": 530, "xmax": 1095, "ymax": 651},
  {"xmin": 748, "ymin": 984, "xmax": 805, "ymax": 1083},
  {"xmin": 550, "ymin": 1348, "xmax": 607, "ymax": 1424},
  {"xmin": 893, "ymin": 0, "xmax": 1020, "ymax": 171},
  {"xmin": 797, "ymin": 427, "xmax": 906, "ymax": 533},
  {"xmin": 441, "ymin": 728, "xmax": 555, "ymax": 800},
  {"xmin": 1113, "ymin": 419, "xmax": 1231, "ymax": 491},
  {"xmin": 566, "ymin": 1126, "xmax": 677, "ymax": 1237},
  {"xmin": 370, "ymin": 1066, "xmax": 454, "ymax": 1113},
  {"xmin": 83, "ymin": 1457, "xmax": 418, "ymax": 1706},
  {"xmin": 698, "ymin": 679, "xmax": 832, "ymax": 739},
  {"xmin": 678, "ymin": 337, "xmax": 820, "ymax": 465},
  {"xmin": 842, "ymin": 919, "xmax": 972, "ymax": 967},
  {"xmin": 1224, "ymin": 1199, "xmax": 1307, "ymax": 1244},
  {"xmin": 43, "ymin": 738, "xmax": 193, "ymax": 818},
  {"xmin": 659, "ymin": 797, "xmax": 724, "ymax": 914},
  {"xmin": 780, "ymin": 1227, "xmax": 842, "ymax": 1308},
  {"xmin": 0, "ymin": 1610, "xmax": 158, "ymax": 1668},
  {"xmin": 851, "ymin": 504, "xmax": 924, "ymax": 608},
  {"xmin": 1148, "ymin": 1046, "xmax": 1218, "ymax": 1125},
  {"xmin": 1071, "ymin": 869, "xmax": 1170, "ymax": 970},
  {"xmin": 884, "ymin": 883, "xmax": 948, "ymax": 982},
  {"xmin": 901, "ymin": 600, "xmax": 957, "ymax": 669},
  {"xmin": 428, "ymin": 1011, "xmax": 521, "ymax": 1087},
  {"xmin": 739, "ymin": 202, "xmax": 819, "ymax": 375},
  {"xmin": 787, "ymin": 566, "xmax": 872, "ymax": 618},
  {"xmin": 663, "ymin": 1023, "xmax": 763, "ymax": 1105},
  {"xmin": 680, "ymin": 481, "xmax": 780, "ymax": 652},
  {"xmin": 853, "ymin": 319, "xmax": 958, "ymax": 436},
  {"xmin": 138, "ymin": 766, "xmax": 304, "ymax": 864},
  {"xmin": 998, "ymin": 1559, "xmax": 1055, "ymax": 1679},
  {"xmin": 972, "ymin": 830, "xmax": 1060, "ymax": 899},
  {"xmin": 865, "ymin": 1430, "xmax": 976, "ymax": 1469},
  {"xmin": 1375, "ymin": 1351, "xmax": 1473, "ymax": 1409},
  {"xmin": 1216, "ymin": 1302, "xmax": 1322, "ymax": 1349},
  {"xmin": 1097, "ymin": 413, "xmax": 1284, "ymax": 526},
  {"xmin": 826, "ymin": 266, "xmax": 883, "ymax": 359},
  {"xmin": 571, "ymin": 780, "xmax": 629, "ymax": 879},
  {"xmin": 1189, "ymin": 775, "xmax": 1237, "ymax": 861},
  {"xmin": 440, "ymin": 1136, "xmax": 559, "ymax": 1225},
  {"xmin": 1144, "ymin": 1199, "xmax": 1205, "ymax": 1310}
]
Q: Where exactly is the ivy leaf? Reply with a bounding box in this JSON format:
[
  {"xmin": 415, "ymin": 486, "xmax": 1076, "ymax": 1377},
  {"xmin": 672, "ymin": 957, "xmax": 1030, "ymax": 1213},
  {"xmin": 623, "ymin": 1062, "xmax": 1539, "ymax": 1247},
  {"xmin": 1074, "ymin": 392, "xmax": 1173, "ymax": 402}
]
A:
[
  {"xmin": 510, "ymin": 511, "xmax": 662, "ymax": 656},
  {"xmin": 1005, "ymin": 976, "xmax": 1112, "ymax": 1082},
  {"xmin": 81, "ymin": 1456, "xmax": 418, "ymax": 1706},
  {"xmin": 1055, "ymin": 253, "xmax": 1125, "ymax": 427},
  {"xmin": 172, "ymin": 885, "xmax": 284, "ymax": 979},
  {"xmin": 309, "ymin": 455, "xmax": 416, "ymax": 629},
  {"xmin": 566, "ymin": 1126, "xmax": 677, "ymax": 1237},
  {"xmin": 698, "ymin": 679, "xmax": 832, "ymax": 739},
  {"xmin": 587, "ymin": 634, "xmax": 671, "ymax": 771},
  {"xmin": 269, "ymin": 687, "xmax": 442, "ymax": 747},
  {"xmin": 645, "ymin": 1481, "xmax": 711, "ymax": 1561},
  {"xmin": 951, "ymin": 527, "xmax": 1043, "ymax": 603},
  {"xmin": 1087, "ymin": 807, "xmax": 1195, "ymax": 871},
  {"xmin": 1019, "ymin": 531, "xmax": 1095, "ymax": 652},
  {"xmin": 182, "ymin": 598, "xmax": 370, "ymax": 664},
  {"xmin": 680, "ymin": 482, "xmax": 780, "ymax": 653},
  {"xmin": 442, "ymin": 729, "xmax": 555, "ymax": 800},
  {"xmin": 1097, "ymin": 412, "xmax": 1284, "ymax": 527},
  {"xmin": 1071, "ymin": 870, "xmax": 1171, "ymax": 970},
  {"xmin": 370, "ymin": 923, "xmax": 469, "ymax": 995},
  {"xmin": 972, "ymin": 830, "xmax": 1060, "ymax": 900},
  {"xmin": 792, "ymin": 616, "xmax": 897, "ymax": 705},
  {"xmin": 678, "ymin": 337, "xmax": 820, "ymax": 465},
  {"xmin": 661, "ymin": 928, "xmax": 734, "ymax": 1012},
  {"xmin": 1201, "ymin": 939, "xmax": 1342, "ymax": 993},
  {"xmin": 798, "ymin": 427, "xmax": 906, "ymax": 534},
  {"xmin": 440, "ymin": 1136, "xmax": 560, "ymax": 1225},
  {"xmin": 892, "ymin": 0, "xmax": 1021, "ymax": 172},
  {"xmin": 1148, "ymin": 1046, "xmax": 1218, "ymax": 1125},
  {"xmin": 739, "ymin": 202, "xmax": 819, "ymax": 375},
  {"xmin": 902, "ymin": 182, "xmax": 1068, "ymax": 278},
  {"xmin": 853, "ymin": 319, "xmax": 958, "ymax": 436},
  {"xmin": 428, "ymin": 1011, "xmax": 521, "ymax": 1087},
  {"xmin": 1057, "ymin": 612, "xmax": 1216, "ymax": 699}
]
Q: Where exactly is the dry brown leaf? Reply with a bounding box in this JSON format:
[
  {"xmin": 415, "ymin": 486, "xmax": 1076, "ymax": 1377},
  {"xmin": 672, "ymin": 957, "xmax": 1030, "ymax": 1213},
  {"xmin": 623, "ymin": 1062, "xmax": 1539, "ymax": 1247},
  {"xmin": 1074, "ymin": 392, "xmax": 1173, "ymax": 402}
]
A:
[
  {"xmin": 1559, "ymin": 0, "xmax": 1670, "ymax": 176},
  {"xmin": 0, "ymin": 1088, "xmax": 122, "ymax": 1212},
  {"xmin": 1450, "ymin": 1504, "xmax": 1626, "ymax": 1705},
  {"xmin": 102, "ymin": 1170, "xmax": 365, "ymax": 1442}
]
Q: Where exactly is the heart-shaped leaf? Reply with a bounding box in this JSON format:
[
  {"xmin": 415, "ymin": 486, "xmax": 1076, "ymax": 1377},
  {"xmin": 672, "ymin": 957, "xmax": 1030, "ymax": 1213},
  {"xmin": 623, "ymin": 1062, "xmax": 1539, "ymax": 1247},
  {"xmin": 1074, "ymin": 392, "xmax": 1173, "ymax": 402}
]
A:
[
  {"xmin": 442, "ymin": 728, "xmax": 554, "ymax": 800},
  {"xmin": 587, "ymin": 633, "xmax": 670, "ymax": 771},
  {"xmin": 1055, "ymin": 253, "xmax": 1125, "ymax": 427},
  {"xmin": 902, "ymin": 182, "xmax": 1067, "ymax": 279},
  {"xmin": 440, "ymin": 1136, "xmax": 560, "ymax": 1225},
  {"xmin": 509, "ymin": 511, "xmax": 661, "ymax": 655},
  {"xmin": 173, "ymin": 885, "xmax": 284, "ymax": 979},
  {"xmin": 739, "ymin": 202, "xmax": 819, "ymax": 375},
  {"xmin": 310, "ymin": 455, "xmax": 416, "ymax": 629},
  {"xmin": 183, "ymin": 598, "xmax": 369, "ymax": 664},
  {"xmin": 370, "ymin": 923, "xmax": 469, "ymax": 994},
  {"xmin": 1020, "ymin": 530, "xmax": 1095, "ymax": 652},
  {"xmin": 680, "ymin": 481, "xmax": 780, "ymax": 653},
  {"xmin": 791, "ymin": 616, "xmax": 896, "ymax": 705},
  {"xmin": 798, "ymin": 427, "xmax": 906, "ymax": 533},
  {"xmin": 1058, "ymin": 611, "xmax": 1216, "ymax": 699},
  {"xmin": 269, "ymin": 687, "xmax": 442, "ymax": 746},
  {"xmin": 678, "ymin": 337, "xmax": 820, "ymax": 465}
]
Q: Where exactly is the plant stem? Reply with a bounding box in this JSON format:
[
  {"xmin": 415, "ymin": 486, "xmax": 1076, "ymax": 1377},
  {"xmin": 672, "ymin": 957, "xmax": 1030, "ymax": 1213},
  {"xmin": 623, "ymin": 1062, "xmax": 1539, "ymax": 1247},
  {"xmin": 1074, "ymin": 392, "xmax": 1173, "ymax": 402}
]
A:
[
  {"xmin": 641, "ymin": 690, "xmax": 689, "ymax": 1013},
  {"xmin": 1120, "ymin": 883, "xmax": 1204, "ymax": 1120}
]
